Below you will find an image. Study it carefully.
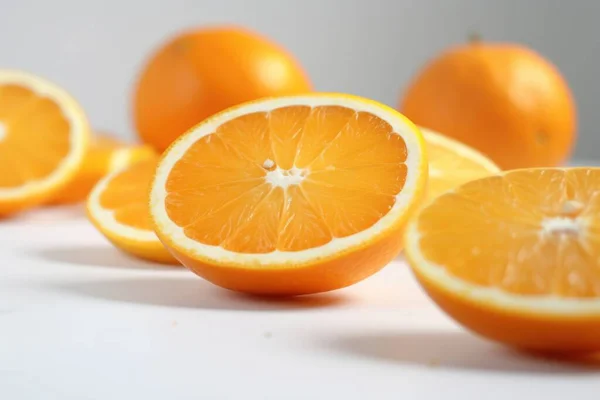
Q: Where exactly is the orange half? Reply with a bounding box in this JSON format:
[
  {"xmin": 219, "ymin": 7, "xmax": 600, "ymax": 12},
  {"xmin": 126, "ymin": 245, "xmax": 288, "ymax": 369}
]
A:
[
  {"xmin": 87, "ymin": 159, "xmax": 178, "ymax": 264},
  {"xmin": 405, "ymin": 168, "xmax": 600, "ymax": 353},
  {"xmin": 0, "ymin": 70, "xmax": 90, "ymax": 215},
  {"xmin": 150, "ymin": 94, "xmax": 428, "ymax": 295}
]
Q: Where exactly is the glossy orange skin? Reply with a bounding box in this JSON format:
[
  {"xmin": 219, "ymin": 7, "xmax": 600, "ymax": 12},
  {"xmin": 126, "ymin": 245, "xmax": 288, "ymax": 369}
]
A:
[
  {"xmin": 134, "ymin": 26, "xmax": 313, "ymax": 152},
  {"xmin": 400, "ymin": 42, "xmax": 576, "ymax": 169},
  {"xmin": 163, "ymin": 223, "xmax": 406, "ymax": 296},
  {"xmin": 414, "ymin": 269, "xmax": 600, "ymax": 353}
]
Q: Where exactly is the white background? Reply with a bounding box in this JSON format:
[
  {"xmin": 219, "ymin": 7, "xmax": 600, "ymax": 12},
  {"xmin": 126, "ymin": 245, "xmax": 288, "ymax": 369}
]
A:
[
  {"xmin": 1, "ymin": 0, "xmax": 598, "ymax": 160},
  {"xmin": 1, "ymin": 209, "xmax": 599, "ymax": 399}
]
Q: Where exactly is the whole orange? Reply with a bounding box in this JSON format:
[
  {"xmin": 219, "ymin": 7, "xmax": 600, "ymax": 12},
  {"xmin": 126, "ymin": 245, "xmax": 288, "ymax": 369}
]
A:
[
  {"xmin": 133, "ymin": 26, "xmax": 312, "ymax": 152},
  {"xmin": 400, "ymin": 39, "xmax": 577, "ymax": 169}
]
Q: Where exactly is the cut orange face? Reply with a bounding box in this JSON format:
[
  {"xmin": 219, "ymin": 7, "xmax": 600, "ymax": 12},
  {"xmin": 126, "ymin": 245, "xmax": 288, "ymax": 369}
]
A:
[
  {"xmin": 50, "ymin": 133, "xmax": 156, "ymax": 204},
  {"xmin": 87, "ymin": 159, "xmax": 178, "ymax": 264},
  {"xmin": 423, "ymin": 127, "xmax": 500, "ymax": 201},
  {"xmin": 405, "ymin": 168, "xmax": 600, "ymax": 353},
  {"xmin": 150, "ymin": 94, "xmax": 428, "ymax": 295},
  {"xmin": 0, "ymin": 70, "xmax": 90, "ymax": 215}
]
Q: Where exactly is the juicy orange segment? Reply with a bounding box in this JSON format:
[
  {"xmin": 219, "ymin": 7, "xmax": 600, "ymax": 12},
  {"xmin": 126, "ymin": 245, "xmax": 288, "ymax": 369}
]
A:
[
  {"xmin": 164, "ymin": 107, "xmax": 409, "ymax": 253},
  {"xmin": 423, "ymin": 127, "xmax": 500, "ymax": 200},
  {"xmin": 0, "ymin": 86, "xmax": 71, "ymax": 186},
  {"xmin": 87, "ymin": 159, "xmax": 178, "ymax": 264},
  {"xmin": 50, "ymin": 133, "xmax": 156, "ymax": 204},
  {"xmin": 405, "ymin": 168, "xmax": 600, "ymax": 352},
  {"xmin": 151, "ymin": 94, "xmax": 427, "ymax": 295},
  {"xmin": 0, "ymin": 70, "xmax": 89, "ymax": 215}
]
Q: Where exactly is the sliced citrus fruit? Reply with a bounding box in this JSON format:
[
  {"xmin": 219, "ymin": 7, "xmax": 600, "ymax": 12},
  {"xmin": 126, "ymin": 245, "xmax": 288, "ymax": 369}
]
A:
[
  {"xmin": 422, "ymin": 127, "xmax": 500, "ymax": 201},
  {"xmin": 0, "ymin": 70, "xmax": 90, "ymax": 215},
  {"xmin": 87, "ymin": 159, "xmax": 178, "ymax": 264},
  {"xmin": 150, "ymin": 94, "xmax": 428, "ymax": 295},
  {"xmin": 404, "ymin": 168, "xmax": 600, "ymax": 353},
  {"xmin": 50, "ymin": 133, "xmax": 156, "ymax": 204}
]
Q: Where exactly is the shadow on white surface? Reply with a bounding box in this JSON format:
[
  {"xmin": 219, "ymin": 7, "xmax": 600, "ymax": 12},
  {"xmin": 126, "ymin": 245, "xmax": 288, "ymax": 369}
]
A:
[
  {"xmin": 55, "ymin": 276, "xmax": 352, "ymax": 311},
  {"xmin": 2, "ymin": 205, "xmax": 85, "ymax": 224},
  {"xmin": 30, "ymin": 245, "xmax": 178, "ymax": 271},
  {"xmin": 322, "ymin": 331, "xmax": 600, "ymax": 374}
]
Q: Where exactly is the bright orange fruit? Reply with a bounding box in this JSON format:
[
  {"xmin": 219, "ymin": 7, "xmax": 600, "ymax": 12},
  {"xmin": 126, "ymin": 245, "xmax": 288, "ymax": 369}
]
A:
[
  {"xmin": 405, "ymin": 168, "xmax": 600, "ymax": 353},
  {"xmin": 87, "ymin": 159, "xmax": 178, "ymax": 264},
  {"xmin": 51, "ymin": 133, "xmax": 155, "ymax": 204},
  {"xmin": 0, "ymin": 70, "xmax": 90, "ymax": 216},
  {"xmin": 400, "ymin": 40, "xmax": 576, "ymax": 169},
  {"xmin": 149, "ymin": 94, "xmax": 428, "ymax": 295},
  {"xmin": 134, "ymin": 26, "xmax": 312, "ymax": 152},
  {"xmin": 423, "ymin": 127, "xmax": 500, "ymax": 201}
]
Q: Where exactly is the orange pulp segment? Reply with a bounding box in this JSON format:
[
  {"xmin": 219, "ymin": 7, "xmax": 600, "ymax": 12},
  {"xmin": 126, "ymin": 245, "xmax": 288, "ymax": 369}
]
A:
[
  {"xmin": 166, "ymin": 107, "xmax": 409, "ymax": 252},
  {"xmin": 405, "ymin": 168, "xmax": 600, "ymax": 352}
]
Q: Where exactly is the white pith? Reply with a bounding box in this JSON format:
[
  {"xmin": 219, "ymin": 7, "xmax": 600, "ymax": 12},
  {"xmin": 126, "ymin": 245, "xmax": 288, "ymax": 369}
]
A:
[
  {"xmin": 88, "ymin": 166, "xmax": 157, "ymax": 242},
  {"xmin": 0, "ymin": 121, "xmax": 5, "ymax": 142},
  {"xmin": 151, "ymin": 95, "xmax": 426, "ymax": 267},
  {"xmin": 541, "ymin": 217, "xmax": 580, "ymax": 235},
  {"xmin": 265, "ymin": 166, "xmax": 306, "ymax": 188},
  {"xmin": 405, "ymin": 168, "xmax": 600, "ymax": 316},
  {"xmin": 0, "ymin": 70, "xmax": 88, "ymax": 200}
]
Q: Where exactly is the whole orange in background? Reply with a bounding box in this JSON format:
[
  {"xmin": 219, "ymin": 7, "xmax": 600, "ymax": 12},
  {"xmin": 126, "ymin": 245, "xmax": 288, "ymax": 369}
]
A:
[
  {"xmin": 400, "ymin": 39, "xmax": 577, "ymax": 169},
  {"xmin": 134, "ymin": 26, "xmax": 313, "ymax": 152}
]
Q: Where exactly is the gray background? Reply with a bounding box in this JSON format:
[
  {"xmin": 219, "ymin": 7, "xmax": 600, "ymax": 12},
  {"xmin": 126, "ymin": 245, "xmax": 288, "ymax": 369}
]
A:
[{"xmin": 1, "ymin": 0, "xmax": 597, "ymax": 161}]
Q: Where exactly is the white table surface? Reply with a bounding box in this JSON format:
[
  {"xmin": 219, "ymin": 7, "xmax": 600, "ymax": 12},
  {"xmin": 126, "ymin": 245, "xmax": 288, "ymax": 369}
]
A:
[{"xmin": 1, "ymin": 207, "xmax": 598, "ymax": 400}]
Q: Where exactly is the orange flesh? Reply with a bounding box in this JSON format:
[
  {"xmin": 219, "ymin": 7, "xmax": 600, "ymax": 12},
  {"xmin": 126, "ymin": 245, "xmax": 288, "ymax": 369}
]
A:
[
  {"xmin": 84, "ymin": 135, "xmax": 123, "ymax": 167},
  {"xmin": 0, "ymin": 84, "xmax": 71, "ymax": 188},
  {"xmin": 165, "ymin": 105, "xmax": 408, "ymax": 253},
  {"xmin": 99, "ymin": 160, "xmax": 157, "ymax": 231},
  {"xmin": 51, "ymin": 135, "xmax": 156, "ymax": 204},
  {"xmin": 426, "ymin": 138, "xmax": 498, "ymax": 196},
  {"xmin": 418, "ymin": 169, "xmax": 600, "ymax": 298},
  {"xmin": 52, "ymin": 136, "xmax": 122, "ymax": 202}
]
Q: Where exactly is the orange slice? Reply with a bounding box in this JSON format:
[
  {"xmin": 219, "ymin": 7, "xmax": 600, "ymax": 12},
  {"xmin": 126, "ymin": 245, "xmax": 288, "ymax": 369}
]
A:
[
  {"xmin": 404, "ymin": 168, "xmax": 600, "ymax": 353},
  {"xmin": 150, "ymin": 94, "xmax": 428, "ymax": 295},
  {"xmin": 50, "ymin": 133, "xmax": 156, "ymax": 204},
  {"xmin": 423, "ymin": 127, "xmax": 500, "ymax": 201},
  {"xmin": 87, "ymin": 159, "xmax": 178, "ymax": 264},
  {"xmin": 0, "ymin": 70, "xmax": 90, "ymax": 215}
]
